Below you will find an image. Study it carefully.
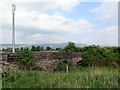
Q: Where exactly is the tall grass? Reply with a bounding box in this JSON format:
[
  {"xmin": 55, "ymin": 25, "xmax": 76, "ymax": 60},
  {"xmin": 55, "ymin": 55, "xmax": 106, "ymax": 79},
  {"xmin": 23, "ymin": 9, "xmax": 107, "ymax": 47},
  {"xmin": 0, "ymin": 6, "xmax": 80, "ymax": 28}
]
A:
[{"xmin": 2, "ymin": 67, "xmax": 119, "ymax": 88}]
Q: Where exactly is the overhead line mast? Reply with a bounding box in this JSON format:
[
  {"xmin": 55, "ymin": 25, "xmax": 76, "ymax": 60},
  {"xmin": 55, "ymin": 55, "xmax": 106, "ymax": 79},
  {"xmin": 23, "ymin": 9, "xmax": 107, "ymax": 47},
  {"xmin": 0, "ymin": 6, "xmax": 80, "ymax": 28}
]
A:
[{"xmin": 12, "ymin": 4, "xmax": 16, "ymax": 53}]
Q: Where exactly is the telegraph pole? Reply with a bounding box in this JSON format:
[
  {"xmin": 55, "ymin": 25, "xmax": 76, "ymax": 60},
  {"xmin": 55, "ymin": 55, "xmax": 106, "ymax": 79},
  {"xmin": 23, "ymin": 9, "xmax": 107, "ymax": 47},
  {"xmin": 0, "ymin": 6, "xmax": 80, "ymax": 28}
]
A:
[{"xmin": 12, "ymin": 4, "xmax": 16, "ymax": 53}]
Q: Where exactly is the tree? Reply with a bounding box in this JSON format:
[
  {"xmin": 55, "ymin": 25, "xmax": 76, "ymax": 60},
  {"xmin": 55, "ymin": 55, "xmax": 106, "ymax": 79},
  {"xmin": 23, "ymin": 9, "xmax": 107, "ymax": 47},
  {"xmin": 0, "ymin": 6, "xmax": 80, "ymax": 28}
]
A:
[
  {"xmin": 56, "ymin": 48, "xmax": 62, "ymax": 51},
  {"xmin": 2, "ymin": 48, "xmax": 6, "ymax": 52},
  {"xmin": 17, "ymin": 50, "xmax": 35, "ymax": 70},
  {"xmin": 41, "ymin": 47, "xmax": 44, "ymax": 51},
  {"xmin": 62, "ymin": 42, "xmax": 80, "ymax": 52},
  {"xmin": 36, "ymin": 46, "xmax": 41, "ymax": 51},
  {"xmin": 15, "ymin": 48, "xmax": 20, "ymax": 52},
  {"xmin": 36, "ymin": 46, "xmax": 44, "ymax": 51},
  {"xmin": 31, "ymin": 46, "xmax": 36, "ymax": 51},
  {"xmin": 6, "ymin": 48, "xmax": 12, "ymax": 52},
  {"xmin": 20, "ymin": 47, "xmax": 24, "ymax": 51},
  {"xmin": 46, "ymin": 47, "xmax": 51, "ymax": 50},
  {"xmin": 24, "ymin": 47, "xmax": 29, "ymax": 51}
]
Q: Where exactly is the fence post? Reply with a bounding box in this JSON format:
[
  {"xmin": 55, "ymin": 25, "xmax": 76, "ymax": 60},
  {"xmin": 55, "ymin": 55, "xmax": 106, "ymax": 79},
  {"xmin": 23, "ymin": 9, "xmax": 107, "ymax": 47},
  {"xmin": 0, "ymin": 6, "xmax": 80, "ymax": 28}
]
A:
[{"xmin": 66, "ymin": 64, "xmax": 68, "ymax": 73}]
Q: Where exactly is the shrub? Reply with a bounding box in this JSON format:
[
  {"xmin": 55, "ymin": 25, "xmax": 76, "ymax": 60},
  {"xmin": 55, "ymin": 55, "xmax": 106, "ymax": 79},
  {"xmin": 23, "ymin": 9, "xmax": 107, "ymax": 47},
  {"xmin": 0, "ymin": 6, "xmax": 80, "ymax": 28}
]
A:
[
  {"xmin": 2, "ymin": 71, "xmax": 20, "ymax": 83},
  {"xmin": 17, "ymin": 50, "xmax": 36, "ymax": 70},
  {"xmin": 55, "ymin": 60, "xmax": 75, "ymax": 72},
  {"xmin": 62, "ymin": 42, "xmax": 81, "ymax": 52}
]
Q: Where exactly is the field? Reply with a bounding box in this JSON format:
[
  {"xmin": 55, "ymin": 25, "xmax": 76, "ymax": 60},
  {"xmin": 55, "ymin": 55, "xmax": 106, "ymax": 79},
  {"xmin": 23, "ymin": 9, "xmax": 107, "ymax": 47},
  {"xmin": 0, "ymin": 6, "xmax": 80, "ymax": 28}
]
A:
[{"xmin": 2, "ymin": 67, "xmax": 119, "ymax": 88}]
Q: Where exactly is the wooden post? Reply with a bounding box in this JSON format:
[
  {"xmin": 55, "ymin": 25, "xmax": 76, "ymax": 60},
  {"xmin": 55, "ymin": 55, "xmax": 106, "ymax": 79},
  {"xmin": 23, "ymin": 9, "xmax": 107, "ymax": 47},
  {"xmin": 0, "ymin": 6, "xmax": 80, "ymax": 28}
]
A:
[{"xmin": 66, "ymin": 64, "xmax": 68, "ymax": 73}]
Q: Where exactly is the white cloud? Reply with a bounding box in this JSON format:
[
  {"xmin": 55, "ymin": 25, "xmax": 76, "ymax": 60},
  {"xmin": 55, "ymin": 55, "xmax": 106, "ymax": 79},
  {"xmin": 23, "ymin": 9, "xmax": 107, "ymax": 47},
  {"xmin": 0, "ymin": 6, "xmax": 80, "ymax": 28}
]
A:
[
  {"xmin": 2, "ymin": 29, "xmax": 12, "ymax": 44},
  {"xmin": 54, "ymin": 0, "xmax": 80, "ymax": 12},
  {"xmin": 24, "ymin": 25, "xmax": 118, "ymax": 46},
  {"xmin": 25, "ymin": 34, "xmax": 69, "ymax": 44},
  {"xmin": 2, "ymin": 28, "xmax": 27, "ymax": 44},
  {"xmin": 33, "ymin": 13, "xmax": 94, "ymax": 34},
  {"xmin": 1, "ymin": 8, "xmax": 94, "ymax": 44},
  {"xmin": 15, "ymin": 12, "xmax": 94, "ymax": 44},
  {"xmin": 0, "ymin": 0, "xmax": 93, "ymax": 44},
  {"xmin": 15, "ymin": 11, "xmax": 94, "ymax": 34},
  {"xmin": 1, "ymin": 0, "xmax": 118, "ymax": 46},
  {"xmin": 0, "ymin": 0, "xmax": 80, "ymax": 25},
  {"xmin": 87, "ymin": 25, "xmax": 118, "ymax": 46},
  {"xmin": 89, "ymin": 1, "xmax": 118, "ymax": 21},
  {"xmin": 0, "ymin": 0, "xmax": 80, "ymax": 13}
]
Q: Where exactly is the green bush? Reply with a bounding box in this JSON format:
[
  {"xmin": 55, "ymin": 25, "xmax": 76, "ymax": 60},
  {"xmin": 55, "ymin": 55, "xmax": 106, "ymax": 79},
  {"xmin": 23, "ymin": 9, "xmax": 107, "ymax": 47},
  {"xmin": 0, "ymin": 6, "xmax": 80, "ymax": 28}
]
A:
[
  {"xmin": 62, "ymin": 42, "xmax": 81, "ymax": 52},
  {"xmin": 79, "ymin": 45, "xmax": 120, "ymax": 66},
  {"xmin": 55, "ymin": 60, "xmax": 75, "ymax": 72},
  {"xmin": 2, "ymin": 71, "xmax": 20, "ymax": 83},
  {"xmin": 17, "ymin": 50, "xmax": 36, "ymax": 70}
]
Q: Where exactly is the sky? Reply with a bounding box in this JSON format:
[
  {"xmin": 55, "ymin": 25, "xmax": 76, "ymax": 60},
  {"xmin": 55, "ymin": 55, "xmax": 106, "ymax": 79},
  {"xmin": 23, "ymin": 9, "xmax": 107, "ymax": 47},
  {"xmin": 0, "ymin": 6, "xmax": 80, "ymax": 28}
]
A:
[{"xmin": 0, "ymin": 0, "xmax": 119, "ymax": 46}]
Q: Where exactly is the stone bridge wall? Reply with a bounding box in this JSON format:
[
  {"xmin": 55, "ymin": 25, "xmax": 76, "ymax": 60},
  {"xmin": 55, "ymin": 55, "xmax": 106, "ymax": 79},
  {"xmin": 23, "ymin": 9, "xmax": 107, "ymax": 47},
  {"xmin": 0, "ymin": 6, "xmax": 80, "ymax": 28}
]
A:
[
  {"xmin": 0, "ymin": 52, "xmax": 82, "ymax": 62},
  {"xmin": 0, "ymin": 52, "xmax": 82, "ymax": 71}
]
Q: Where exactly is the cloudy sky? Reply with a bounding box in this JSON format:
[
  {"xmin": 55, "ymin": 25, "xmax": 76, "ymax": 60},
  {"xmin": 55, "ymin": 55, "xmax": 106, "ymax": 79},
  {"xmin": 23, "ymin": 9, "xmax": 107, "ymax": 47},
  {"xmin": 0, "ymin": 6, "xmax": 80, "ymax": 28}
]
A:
[{"xmin": 1, "ymin": 0, "xmax": 119, "ymax": 46}]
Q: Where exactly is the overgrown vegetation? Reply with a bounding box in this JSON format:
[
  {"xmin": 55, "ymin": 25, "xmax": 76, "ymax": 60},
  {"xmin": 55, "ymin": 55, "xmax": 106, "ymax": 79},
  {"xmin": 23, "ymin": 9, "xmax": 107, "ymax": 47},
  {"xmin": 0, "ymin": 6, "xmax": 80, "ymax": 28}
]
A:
[
  {"xmin": 55, "ymin": 60, "xmax": 75, "ymax": 72},
  {"xmin": 17, "ymin": 50, "xmax": 36, "ymax": 70},
  {"xmin": 2, "ymin": 42, "xmax": 120, "ymax": 68},
  {"xmin": 2, "ymin": 67, "xmax": 119, "ymax": 88},
  {"xmin": 61, "ymin": 42, "xmax": 120, "ymax": 61},
  {"xmin": 2, "ymin": 42, "xmax": 120, "ymax": 88},
  {"xmin": 60, "ymin": 42, "xmax": 120, "ymax": 67},
  {"xmin": 80, "ymin": 45, "xmax": 120, "ymax": 66},
  {"xmin": 61, "ymin": 42, "xmax": 80, "ymax": 52}
]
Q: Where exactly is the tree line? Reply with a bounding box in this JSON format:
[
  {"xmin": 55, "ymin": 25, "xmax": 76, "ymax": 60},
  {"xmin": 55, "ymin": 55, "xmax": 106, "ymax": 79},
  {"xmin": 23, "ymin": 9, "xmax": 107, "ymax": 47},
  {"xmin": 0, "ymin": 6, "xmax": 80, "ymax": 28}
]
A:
[
  {"xmin": 2, "ymin": 42, "xmax": 120, "ymax": 69},
  {"xmin": 16, "ymin": 42, "xmax": 120, "ymax": 70},
  {"xmin": 1, "ymin": 46, "xmax": 59, "ymax": 52},
  {"xmin": 1, "ymin": 42, "xmax": 120, "ymax": 61},
  {"xmin": 62, "ymin": 42, "xmax": 120, "ymax": 66}
]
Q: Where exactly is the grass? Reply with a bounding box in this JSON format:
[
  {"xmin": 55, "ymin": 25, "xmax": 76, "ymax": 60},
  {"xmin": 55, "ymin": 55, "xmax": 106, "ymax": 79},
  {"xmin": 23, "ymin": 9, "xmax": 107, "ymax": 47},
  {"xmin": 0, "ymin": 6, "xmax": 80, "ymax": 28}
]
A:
[{"xmin": 1, "ymin": 67, "xmax": 119, "ymax": 88}]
